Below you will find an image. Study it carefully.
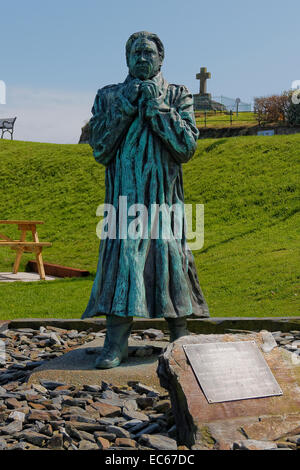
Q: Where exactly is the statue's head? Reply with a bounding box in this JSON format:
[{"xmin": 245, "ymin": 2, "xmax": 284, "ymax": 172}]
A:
[{"xmin": 126, "ymin": 31, "xmax": 164, "ymax": 80}]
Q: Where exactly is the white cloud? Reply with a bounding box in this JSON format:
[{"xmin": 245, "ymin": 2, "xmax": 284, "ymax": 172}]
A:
[{"xmin": 0, "ymin": 86, "xmax": 95, "ymax": 144}]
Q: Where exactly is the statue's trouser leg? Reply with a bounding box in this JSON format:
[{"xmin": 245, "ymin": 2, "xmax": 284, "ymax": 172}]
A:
[
  {"xmin": 95, "ymin": 315, "xmax": 133, "ymax": 369},
  {"xmin": 166, "ymin": 316, "xmax": 190, "ymax": 342}
]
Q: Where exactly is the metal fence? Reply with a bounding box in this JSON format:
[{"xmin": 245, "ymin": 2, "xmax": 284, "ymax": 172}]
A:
[
  {"xmin": 194, "ymin": 110, "xmax": 257, "ymax": 128},
  {"xmin": 213, "ymin": 95, "xmax": 252, "ymax": 112}
]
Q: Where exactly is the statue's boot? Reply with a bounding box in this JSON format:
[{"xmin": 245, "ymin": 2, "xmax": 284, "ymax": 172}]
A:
[
  {"xmin": 95, "ymin": 315, "xmax": 133, "ymax": 369},
  {"xmin": 166, "ymin": 316, "xmax": 190, "ymax": 342}
]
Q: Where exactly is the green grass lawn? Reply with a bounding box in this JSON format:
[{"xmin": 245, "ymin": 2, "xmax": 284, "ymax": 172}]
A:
[
  {"xmin": 0, "ymin": 135, "xmax": 299, "ymax": 320},
  {"xmin": 195, "ymin": 111, "xmax": 260, "ymax": 128}
]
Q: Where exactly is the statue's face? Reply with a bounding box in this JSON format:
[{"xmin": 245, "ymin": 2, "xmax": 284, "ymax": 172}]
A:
[{"xmin": 128, "ymin": 38, "xmax": 161, "ymax": 80}]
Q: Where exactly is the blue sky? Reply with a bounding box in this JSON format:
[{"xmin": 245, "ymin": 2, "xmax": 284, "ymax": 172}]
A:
[{"xmin": 1, "ymin": 0, "xmax": 299, "ymax": 143}]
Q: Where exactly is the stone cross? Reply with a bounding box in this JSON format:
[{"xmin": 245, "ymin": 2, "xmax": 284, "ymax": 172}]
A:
[{"xmin": 196, "ymin": 67, "xmax": 211, "ymax": 95}]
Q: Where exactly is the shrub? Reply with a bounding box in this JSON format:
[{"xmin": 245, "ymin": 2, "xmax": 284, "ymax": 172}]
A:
[{"xmin": 254, "ymin": 92, "xmax": 290, "ymax": 125}]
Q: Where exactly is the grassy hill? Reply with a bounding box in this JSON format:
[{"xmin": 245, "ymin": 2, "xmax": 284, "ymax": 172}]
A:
[{"xmin": 0, "ymin": 135, "xmax": 299, "ymax": 320}]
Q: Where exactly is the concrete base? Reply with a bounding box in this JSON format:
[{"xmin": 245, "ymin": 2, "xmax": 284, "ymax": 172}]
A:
[
  {"xmin": 6, "ymin": 317, "xmax": 300, "ymax": 334},
  {"xmin": 0, "ymin": 272, "xmax": 57, "ymax": 282},
  {"xmin": 28, "ymin": 337, "xmax": 169, "ymax": 393}
]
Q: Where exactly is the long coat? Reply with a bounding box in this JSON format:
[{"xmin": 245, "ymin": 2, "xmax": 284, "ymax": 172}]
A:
[{"xmin": 82, "ymin": 72, "xmax": 209, "ymax": 319}]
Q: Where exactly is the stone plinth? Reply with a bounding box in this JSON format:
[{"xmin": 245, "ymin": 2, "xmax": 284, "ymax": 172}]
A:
[
  {"xmin": 157, "ymin": 332, "xmax": 300, "ymax": 448},
  {"xmin": 193, "ymin": 94, "xmax": 226, "ymax": 112},
  {"xmin": 28, "ymin": 337, "xmax": 169, "ymax": 393},
  {"xmin": 8, "ymin": 317, "xmax": 300, "ymax": 334}
]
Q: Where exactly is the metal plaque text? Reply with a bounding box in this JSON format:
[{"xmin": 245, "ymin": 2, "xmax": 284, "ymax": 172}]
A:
[{"xmin": 183, "ymin": 341, "xmax": 283, "ymax": 403}]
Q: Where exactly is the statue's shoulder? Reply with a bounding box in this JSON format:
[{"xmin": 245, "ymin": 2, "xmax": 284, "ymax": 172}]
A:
[
  {"xmin": 96, "ymin": 83, "xmax": 123, "ymax": 97},
  {"xmin": 167, "ymin": 84, "xmax": 193, "ymax": 106}
]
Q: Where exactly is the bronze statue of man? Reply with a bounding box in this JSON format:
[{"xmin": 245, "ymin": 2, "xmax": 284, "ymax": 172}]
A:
[{"xmin": 82, "ymin": 31, "xmax": 209, "ymax": 368}]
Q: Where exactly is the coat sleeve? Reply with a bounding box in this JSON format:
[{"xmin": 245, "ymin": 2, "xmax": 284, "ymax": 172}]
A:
[
  {"xmin": 89, "ymin": 87, "xmax": 137, "ymax": 166},
  {"xmin": 145, "ymin": 85, "xmax": 199, "ymax": 164}
]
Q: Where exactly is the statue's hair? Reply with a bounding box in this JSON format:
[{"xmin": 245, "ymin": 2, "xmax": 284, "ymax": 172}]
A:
[{"xmin": 125, "ymin": 31, "xmax": 165, "ymax": 65}]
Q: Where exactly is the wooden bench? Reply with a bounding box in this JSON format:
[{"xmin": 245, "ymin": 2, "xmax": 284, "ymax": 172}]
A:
[
  {"xmin": 0, "ymin": 117, "xmax": 17, "ymax": 140},
  {"xmin": 0, "ymin": 220, "xmax": 52, "ymax": 280}
]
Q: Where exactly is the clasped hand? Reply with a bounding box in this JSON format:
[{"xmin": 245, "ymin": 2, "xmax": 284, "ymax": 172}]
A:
[
  {"xmin": 139, "ymin": 80, "xmax": 160, "ymax": 100},
  {"xmin": 123, "ymin": 79, "xmax": 160, "ymax": 105}
]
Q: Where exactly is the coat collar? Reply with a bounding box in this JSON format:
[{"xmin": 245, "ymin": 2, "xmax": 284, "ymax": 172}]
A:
[{"xmin": 124, "ymin": 72, "xmax": 169, "ymax": 93}]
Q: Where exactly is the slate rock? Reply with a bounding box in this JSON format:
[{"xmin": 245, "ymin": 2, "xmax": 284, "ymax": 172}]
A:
[
  {"xmin": 134, "ymin": 423, "xmax": 160, "ymax": 437},
  {"xmin": 98, "ymin": 417, "xmax": 120, "ymax": 426},
  {"xmin": 79, "ymin": 439, "xmax": 99, "ymax": 450},
  {"xmin": 136, "ymin": 397, "xmax": 157, "ymax": 409},
  {"xmin": 26, "ymin": 410, "xmax": 60, "ymax": 422},
  {"xmin": 19, "ymin": 389, "xmax": 40, "ymax": 400},
  {"xmin": 8, "ymin": 411, "xmax": 26, "ymax": 422},
  {"xmin": 31, "ymin": 384, "xmax": 48, "ymax": 394},
  {"xmin": 62, "ymin": 398, "xmax": 87, "ymax": 408},
  {"xmin": 51, "ymin": 397, "xmax": 63, "ymax": 409},
  {"xmin": 143, "ymin": 329, "xmax": 165, "ymax": 339},
  {"xmin": 68, "ymin": 421, "xmax": 105, "ymax": 433},
  {"xmin": 17, "ymin": 431, "xmax": 50, "ymax": 446},
  {"xmin": 74, "ymin": 429, "xmax": 95, "ymax": 443},
  {"xmin": 94, "ymin": 431, "xmax": 116, "ymax": 442},
  {"xmin": 39, "ymin": 423, "xmax": 53, "ymax": 437},
  {"xmin": 232, "ymin": 440, "xmax": 278, "ymax": 450},
  {"xmin": 147, "ymin": 413, "xmax": 165, "ymax": 420},
  {"xmin": 40, "ymin": 380, "xmax": 67, "ymax": 390},
  {"xmin": 123, "ymin": 419, "xmax": 143, "ymax": 429},
  {"xmin": 5, "ymin": 398, "xmax": 22, "ymax": 409},
  {"xmin": 128, "ymin": 421, "xmax": 151, "ymax": 433},
  {"xmin": 28, "ymin": 402, "xmax": 46, "ymax": 410},
  {"xmin": 115, "ymin": 437, "xmax": 137, "ymax": 448},
  {"xmin": 135, "ymin": 347, "xmax": 153, "ymax": 358},
  {"xmin": 91, "ymin": 402, "xmax": 121, "ymax": 417},
  {"xmin": 96, "ymin": 436, "xmax": 110, "ymax": 449},
  {"xmin": 0, "ymin": 392, "xmax": 21, "ymax": 400},
  {"xmin": 64, "ymin": 423, "xmax": 84, "ymax": 441},
  {"xmin": 8, "ymin": 441, "xmax": 30, "ymax": 450},
  {"xmin": 48, "ymin": 420, "xmax": 65, "ymax": 431},
  {"xmin": 0, "ymin": 438, "xmax": 8, "ymax": 450},
  {"xmin": 261, "ymin": 331, "xmax": 278, "ymax": 353},
  {"xmin": 67, "ymin": 414, "xmax": 96, "ymax": 424},
  {"xmin": 132, "ymin": 383, "xmax": 160, "ymax": 395},
  {"xmin": 47, "ymin": 434, "xmax": 64, "ymax": 449},
  {"xmin": 61, "ymin": 405, "xmax": 89, "ymax": 416},
  {"xmin": 83, "ymin": 385, "xmax": 102, "ymax": 393},
  {"xmin": 287, "ymin": 435, "xmax": 300, "ymax": 444},
  {"xmin": 106, "ymin": 425, "xmax": 131, "ymax": 439},
  {"xmin": 154, "ymin": 400, "xmax": 171, "ymax": 413},
  {"xmin": 122, "ymin": 408, "xmax": 150, "ymax": 422},
  {"xmin": 139, "ymin": 434, "xmax": 177, "ymax": 450},
  {"xmin": 123, "ymin": 399, "xmax": 138, "ymax": 411},
  {"xmin": 276, "ymin": 441, "xmax": 297, "ymax": 449},
  {"xmin": 50, "ymin": 390, "xmax": 72, "ymax": 397},
  {"xmin": 66, "ymin": 330, "xmax": 79, "ymax": 339},
  {"xmin": 24, "ymin": 361, "xmax": 45, "ymax": 370},
  {"xmin": 0, "ymin": 419, "xmax": 23, "ymax": 434}
]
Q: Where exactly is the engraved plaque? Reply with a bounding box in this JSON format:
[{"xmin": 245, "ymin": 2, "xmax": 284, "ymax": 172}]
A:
[{"xmin": 183, "ymin": 341, "xmax": 283, "ymax": 403}]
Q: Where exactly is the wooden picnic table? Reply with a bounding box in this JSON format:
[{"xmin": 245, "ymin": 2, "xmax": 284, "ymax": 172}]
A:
[{"xmin": 0, "ymin": 220, "xmax": 52, "ymax": 280}]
